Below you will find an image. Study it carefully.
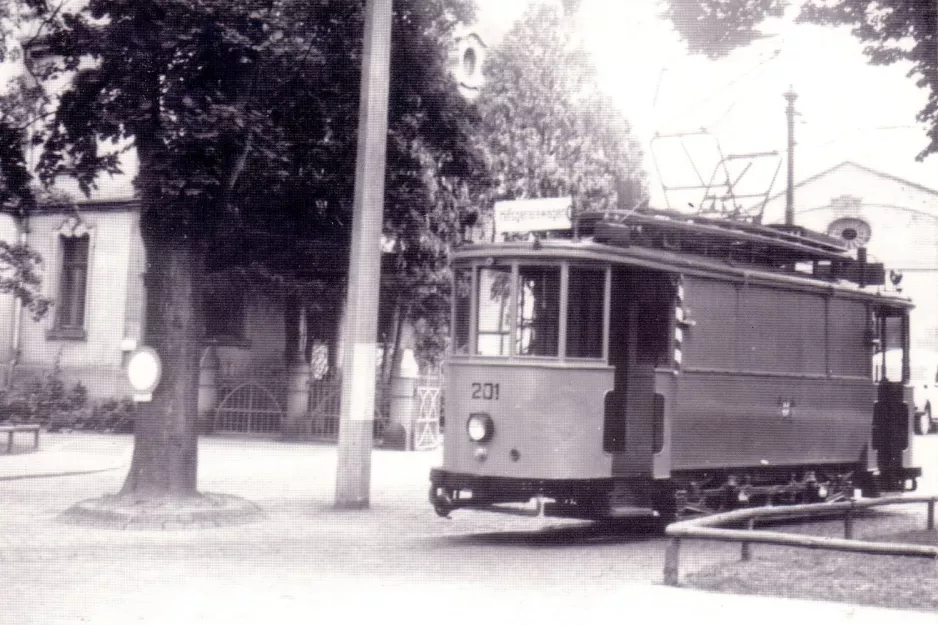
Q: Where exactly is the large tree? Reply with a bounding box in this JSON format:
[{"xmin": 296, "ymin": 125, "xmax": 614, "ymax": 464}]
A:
[
  {"xmin": 476, "ymin": 2, "xmax": 647, "ymax": 222},
  {"xmin": 13, "ymin": 0, "xmax": 479, "ymax": 500},
  {"xmin": 663, "ymin": 0, "xmax": 938, "ymax": 159}
]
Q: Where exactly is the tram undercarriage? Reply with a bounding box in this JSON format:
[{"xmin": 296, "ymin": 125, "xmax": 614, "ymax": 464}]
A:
[{"xmin": 430, "ymin": 463, "xmax": 920, "ymax": 522}]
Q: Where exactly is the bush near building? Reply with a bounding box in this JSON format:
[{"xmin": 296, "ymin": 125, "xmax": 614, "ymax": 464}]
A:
[{"xmin": 0, "ymin": 365, "xmax": 134, "ymax": 433}]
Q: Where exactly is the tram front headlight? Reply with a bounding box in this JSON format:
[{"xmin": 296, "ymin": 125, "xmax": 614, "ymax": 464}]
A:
[{"xmin": 467, "ymin": 413, "xmax": 494, "ymax": 443}]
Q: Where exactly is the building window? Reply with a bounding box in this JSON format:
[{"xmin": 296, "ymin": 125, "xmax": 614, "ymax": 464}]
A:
[
  {"xmin": 462, "ymin": 47, "xmax": 477, "ymax": 78},
  {"xmin": 50, "ymin": 234, "xmax": 89, "ymax": 339},
  {"xmin": 827, "ymin": 217, "xmax": 872, "ymax": 250}
]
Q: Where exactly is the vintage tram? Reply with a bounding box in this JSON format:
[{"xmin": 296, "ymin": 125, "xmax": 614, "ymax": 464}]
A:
[{"xmin": 429, "ymin": 208, "xmax": 922, "ymax": 521}]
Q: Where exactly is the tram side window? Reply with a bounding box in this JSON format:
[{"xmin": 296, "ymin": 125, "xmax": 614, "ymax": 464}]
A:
[
  {"xmin": 452, "ymin": 268, "xmax": 471, "ymax": 354},
  {"xmin": 517, "ymin": 265, "xmax": 561, "ymax": 357},
  {"xmin": 567, "ymin": 267, "xmax": 605, "ymax": 358},
  {"xmin": 476, "ymin": 265, "xmax": 512, "ymax": 356}
]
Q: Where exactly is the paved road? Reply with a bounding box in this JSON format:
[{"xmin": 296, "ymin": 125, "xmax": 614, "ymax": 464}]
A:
[{"xmin": 0, "ymin": 432, "xmax": 935, "ymax": 625}]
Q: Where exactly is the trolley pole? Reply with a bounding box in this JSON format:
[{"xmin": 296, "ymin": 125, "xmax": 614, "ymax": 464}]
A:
[
  {"xmin": 784, "ymin": 87, "xmax": 797, "ymax": 226},
  {"xmin": 335, "ymin": 0, "xmax": 393, "ymax": 509}
]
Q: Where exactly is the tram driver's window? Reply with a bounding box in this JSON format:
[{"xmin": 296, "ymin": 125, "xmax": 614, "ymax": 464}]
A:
[
  {"xmin": 516, "ymin": 265, "xmax": 561, "ymax": 357},
  {"xmin": 567, "ymin": 267, "xmax": 605, "ymax": 358},
  {"xmin": 452, "ymin": 268, "xmax": 471, "ymax": 355},
  {"xmin": 476, "ymin": 265, "xmax": 512, "ymax": 356}
]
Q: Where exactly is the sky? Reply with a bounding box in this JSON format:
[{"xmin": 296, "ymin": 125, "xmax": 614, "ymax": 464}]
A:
[
  {"xmin": 3, "ymin": 0, "xmax": 936, "ymax": 208},
  {"xmin": 473, "ymin": 0, "xmax": 936, "ymax": 210}
]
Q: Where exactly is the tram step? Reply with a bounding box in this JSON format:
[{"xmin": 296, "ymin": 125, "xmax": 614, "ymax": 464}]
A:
[{"xmin": 606, "ymin": 506, "xmax": 659, "ymax": 519}]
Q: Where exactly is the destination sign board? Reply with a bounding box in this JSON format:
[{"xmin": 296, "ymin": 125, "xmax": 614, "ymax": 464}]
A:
[{"xmin": 494, "ymin": 197, "xmax": 572, "ymax": 235}]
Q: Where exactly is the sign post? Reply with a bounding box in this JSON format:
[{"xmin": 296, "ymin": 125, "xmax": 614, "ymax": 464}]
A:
[{"xmin": 126, "ymin": 347, "xmax": 162, "ymax": 403}]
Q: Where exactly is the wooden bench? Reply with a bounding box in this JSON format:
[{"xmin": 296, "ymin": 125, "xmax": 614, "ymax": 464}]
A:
[{"xmin": 0, "ymin": 424, "xmax": 40, "ymax": 453}]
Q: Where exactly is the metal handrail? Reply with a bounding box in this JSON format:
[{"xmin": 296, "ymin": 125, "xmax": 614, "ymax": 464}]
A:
[{"xmin": 663, "ymin": 495, "xmax": 938, "ymax": 586}]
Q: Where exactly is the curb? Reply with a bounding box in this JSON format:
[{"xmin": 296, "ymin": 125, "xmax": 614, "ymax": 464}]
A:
[{"xmin": 58, "ymin": 491, "xmax": 267, "ymax": 530}]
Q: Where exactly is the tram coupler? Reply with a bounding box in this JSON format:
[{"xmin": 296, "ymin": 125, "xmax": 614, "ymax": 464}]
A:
[{"xmin": 429, "ymin": 486, "xmax": 454, "ymax": 518}]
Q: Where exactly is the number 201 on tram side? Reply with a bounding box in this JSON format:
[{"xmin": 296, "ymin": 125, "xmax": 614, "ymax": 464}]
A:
[{"xmin": 429, "ymin": 212, "xmax": 922, "ymax": 522}]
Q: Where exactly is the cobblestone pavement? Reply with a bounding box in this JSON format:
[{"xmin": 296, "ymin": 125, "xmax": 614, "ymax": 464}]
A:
[{"xmin": 0, "ymin": 432, "xmax": 935, "ymax": 625}]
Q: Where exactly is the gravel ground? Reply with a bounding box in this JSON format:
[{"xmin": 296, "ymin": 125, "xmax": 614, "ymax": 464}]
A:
[{"xmin": 1, "ymin": 432, "xmax": 936, "ymax": 625}]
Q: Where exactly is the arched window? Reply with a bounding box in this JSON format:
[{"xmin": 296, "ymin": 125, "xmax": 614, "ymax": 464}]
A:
[
  {"xmin": 48, "ymin": 217, "xmax": 93, "ymax": 340},
  {"xmin": 462, "ymin": 47, "xmax": 477, "ymax": 78}
]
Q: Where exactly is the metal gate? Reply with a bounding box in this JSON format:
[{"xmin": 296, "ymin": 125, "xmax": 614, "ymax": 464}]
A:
[
  {"xmin": 307, "ymin": 379, "xmax": 342, "ymax": 440},
  {"xmin": 413, "ymin": 380, "xmax": 442, "ymax": 451},
  {"xmin": 306, "ymin": 378, "xmax": 391, "ymax": 442},
  {"xmin": 214, "ymin": 381, "xmax": 284, "ymax": 434}
]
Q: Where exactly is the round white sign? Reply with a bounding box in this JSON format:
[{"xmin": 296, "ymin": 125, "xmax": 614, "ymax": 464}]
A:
[{"xmin": 127, "ymin": 347, "xmax": 162, "ymax": 393}]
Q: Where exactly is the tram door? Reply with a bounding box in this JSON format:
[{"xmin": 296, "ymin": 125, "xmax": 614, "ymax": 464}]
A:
[
  {"xmin": 606, "ymin": 268, "xmax": 672, "ymax": 478},
  {"xmin": 872, "ymin": 307, "xmax": 912, "ymax": 488}
]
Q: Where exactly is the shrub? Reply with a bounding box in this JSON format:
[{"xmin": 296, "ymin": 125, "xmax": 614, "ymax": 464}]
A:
[
  {"xmin": 0, "ymin": 365, "xmax": 86, "ymax": 427},
  {"xmin": 0, "ymin": 365, "xmax": 134, "ymax": 432},
  {"xmin": 85, "ymin": 398, "xmax": 135, "ymax": 433}
]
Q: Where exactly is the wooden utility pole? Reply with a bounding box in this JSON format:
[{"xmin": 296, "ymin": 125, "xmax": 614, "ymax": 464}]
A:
[
  {"xmin": 335, "ymin": 0, "xmax": 393, "ymax": 509},
  {"xmin": 784, "ymin": 87, "xmax": 797, "ymax": 226}
]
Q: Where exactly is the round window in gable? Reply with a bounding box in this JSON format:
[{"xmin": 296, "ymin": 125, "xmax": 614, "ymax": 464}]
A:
[{"xmin": 827, "ymin": 217, "xmax": 872, "ymax": 249}]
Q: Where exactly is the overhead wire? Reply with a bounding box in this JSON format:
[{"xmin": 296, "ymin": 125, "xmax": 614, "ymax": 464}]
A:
[
  {"xmin": 655, "ymin": 44, "xmax": 784, "ymax": 131},
  {"xmin": 708, "ymin": 48, "xmax": 783, "ymax": 130}
]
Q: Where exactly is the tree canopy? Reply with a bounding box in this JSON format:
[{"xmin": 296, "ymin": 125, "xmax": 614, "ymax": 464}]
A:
[
  {"xmin": 3, "ymin": 0, "xmax": 482, "ymax": 496},
  {"xmin": 663, "ymin": 0, "xmax": 938, "ymax": 159},
  {"xmin": 476, "ymin": 2, "xmax": 646, "ymax": 222}
]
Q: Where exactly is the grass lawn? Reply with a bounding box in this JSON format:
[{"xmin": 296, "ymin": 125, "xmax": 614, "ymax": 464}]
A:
[{"xmin": 683, "ymin": 520, "xmax": 938, "ymax": 613}]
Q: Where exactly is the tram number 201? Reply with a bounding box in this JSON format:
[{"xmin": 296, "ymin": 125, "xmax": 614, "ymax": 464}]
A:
[{"xmin": 471, "ymin": 382, "xmax": 500, "ymax": 400}]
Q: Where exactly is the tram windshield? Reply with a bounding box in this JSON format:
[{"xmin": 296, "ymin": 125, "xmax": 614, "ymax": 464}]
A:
[
  {"xmin": 452, "ymin": 260, "xmax": 608, "ymax": 360},
  {"xmin": 516, "ymin": 265, "xmax": 561, "ymax": 356},
  {"xmin": 476, "ymin": 264, "xmax": 512, "ymax": 356}
]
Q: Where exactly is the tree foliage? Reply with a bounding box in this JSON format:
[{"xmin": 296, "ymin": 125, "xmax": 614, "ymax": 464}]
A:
[
  {"xmin": 475, "ymin": 2, "xmax": 647, "ymax": 220},
  {"xmin": 662, "ymin": 0, "xmax": 786, "ymax": 59},
  {"xmin": 0, "ymin": 1, "xmax": 61, "ymax": 320},
  {"xmin": 663, "ymin": 0, "xmax": 938, "ymax": 159}
]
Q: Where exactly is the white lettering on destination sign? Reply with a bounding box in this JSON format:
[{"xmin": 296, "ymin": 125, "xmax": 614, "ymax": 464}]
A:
[{"xmin": 494, "ymin": 197, "xmax": 572, "ymax": 234}]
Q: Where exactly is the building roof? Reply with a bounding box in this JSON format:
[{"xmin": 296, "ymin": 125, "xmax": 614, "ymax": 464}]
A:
[{"xmin": 763, "ymin": 161, "xmax": 938, "ymax": 205}]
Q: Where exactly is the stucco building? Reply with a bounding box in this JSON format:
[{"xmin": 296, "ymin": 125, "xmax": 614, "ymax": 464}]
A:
[{"xmin": 0, "ymin": 198, "xmax": 297, "ymax": 400}]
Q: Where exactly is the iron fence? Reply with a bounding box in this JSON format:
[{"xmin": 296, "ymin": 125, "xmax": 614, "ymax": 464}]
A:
[
  {"xmin": 663, "ymin": 495, "xmax": 938, "ymax": 586},
  {"xmin": 306, "ymin": 378, "xmax": 392, "ymax": 441},
  {"xmin": 214, "ymin": 377, "xmax": 287, "ymax": 435}
]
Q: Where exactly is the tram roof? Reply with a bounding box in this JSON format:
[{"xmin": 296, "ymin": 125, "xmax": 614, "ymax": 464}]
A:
[{"xmin": 455, "ymin": 209, "xmax": 911, "ymax": 306}]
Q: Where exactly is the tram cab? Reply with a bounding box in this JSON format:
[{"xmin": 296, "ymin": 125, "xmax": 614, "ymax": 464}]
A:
[{"xmin": 430, "ymin": 209, "xmax": 921, "ymax": 520}]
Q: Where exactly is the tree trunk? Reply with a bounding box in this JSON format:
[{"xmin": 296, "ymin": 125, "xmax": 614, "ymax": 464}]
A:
[{"xmin": 120, "ymin": 233, "xmax": 204, "ymax": 497}]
